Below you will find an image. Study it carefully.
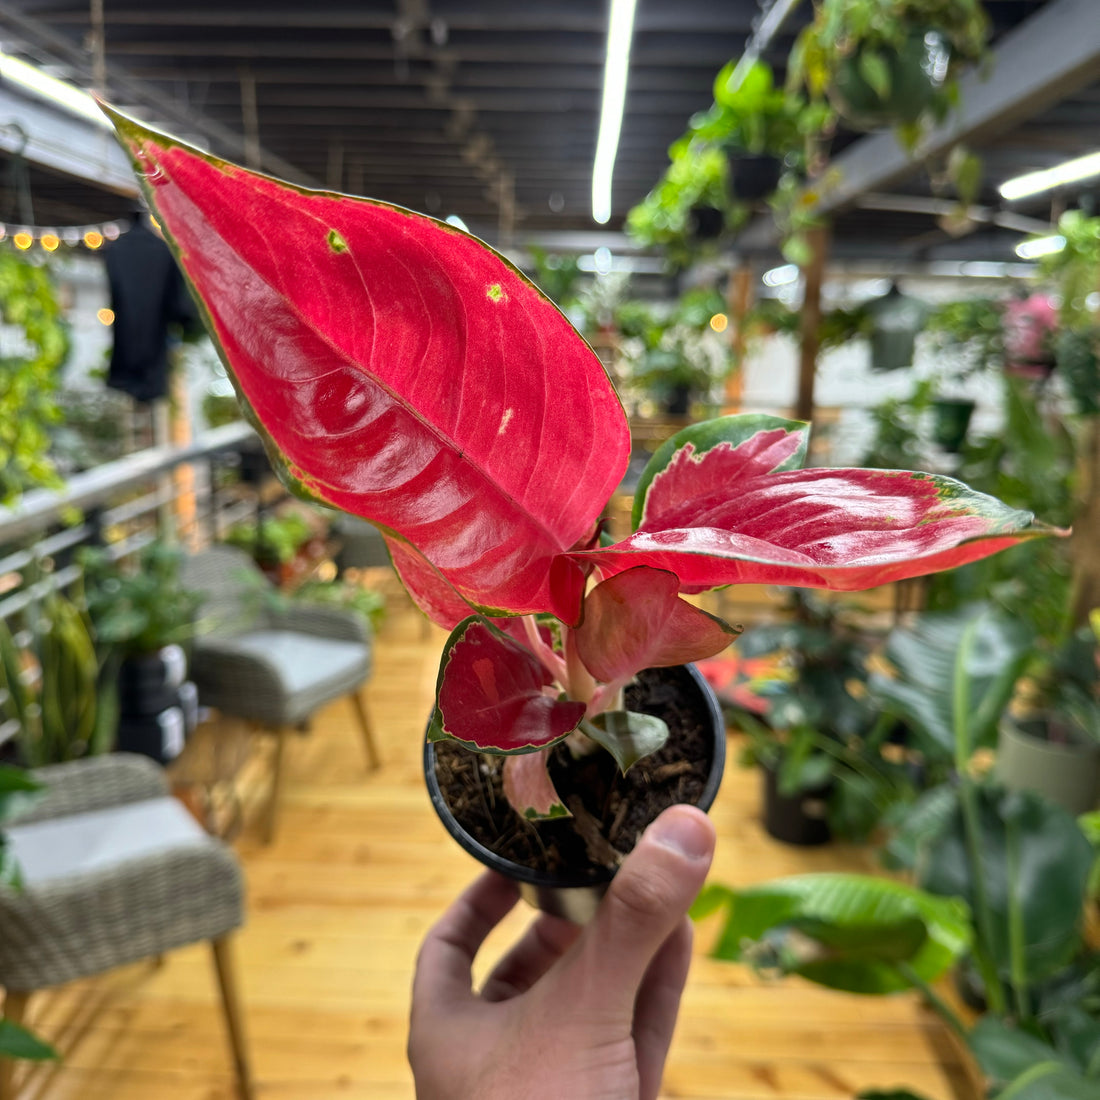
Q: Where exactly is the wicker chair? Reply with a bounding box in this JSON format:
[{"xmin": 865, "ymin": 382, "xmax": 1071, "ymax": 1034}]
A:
[
  {"xmin": 181, "ymin": 545, "xmax": 378, "ymax": 842},
  {"xmin": 0, "ymin": 754, "xmax": 252, "ymax": 1100}
]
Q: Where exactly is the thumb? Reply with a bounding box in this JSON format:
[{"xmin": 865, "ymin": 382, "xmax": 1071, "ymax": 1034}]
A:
[{"xmin": 557, "ymin": 804, "xmax": 715, "ymax": 1022}]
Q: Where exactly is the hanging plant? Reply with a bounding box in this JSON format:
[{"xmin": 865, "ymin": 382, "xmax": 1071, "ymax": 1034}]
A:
[
  {"xmin": 788, "ymin": 0, "xmax": 991, "ymax": 147},
  {"xmin": 0, "ymin": 248, "xmax": 71, "ymax": 503}
]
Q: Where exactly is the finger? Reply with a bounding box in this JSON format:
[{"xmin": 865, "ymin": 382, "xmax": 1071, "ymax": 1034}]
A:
[
  {"xmin": 557, "ymin": 804, "xmax": 714, "ymax": 1023},
  {"xmin": 480, "ymin": 912, "xmax": 583, "ymax": 1002},
  {"xmin": 634, "ymin": 919, "xmax": 694, "ymax": 1100},
  {"xmin": 412, "ymin": 871, "xmax": 519, "ymax": 1016}
]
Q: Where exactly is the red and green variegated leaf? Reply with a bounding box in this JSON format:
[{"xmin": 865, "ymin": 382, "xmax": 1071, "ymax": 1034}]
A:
[
  {"xmin": 574, "ymin": 567, "xmax": 739, "ymax": 684},
  {"xmin": 576, "ymin": 469, "xmax": 1060, "ymax": 594},
  {"xmin": 633, "ymin": 415, "xmax": 810, "ymax": 530},
  {"xmin": 428, "ymin": 618, "xmax": 586, "ymax": 753},
  {"xmin": 104, "ymin": 107, "xmax": 626, "ymax": 624},
  {"xmin": 385, "ymin": 533, "xmax": 475, "ymax": 629},
  {"xmin": 502, "ymin": 749, "xmax": 570, "ymax": 820},
  {"xmin": 583, "ymin": 711, "xmax": 670, "ymax": 773}
]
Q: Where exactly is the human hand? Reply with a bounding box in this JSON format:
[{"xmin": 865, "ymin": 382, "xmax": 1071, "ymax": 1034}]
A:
[{"xmin": 408, "ymin": 804, "xmax": 716, "ymax": 1100}]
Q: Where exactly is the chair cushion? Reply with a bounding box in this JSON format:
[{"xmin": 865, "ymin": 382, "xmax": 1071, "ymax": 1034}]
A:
[
  {"xmin": 193, "ymin": 629, "xmax": 370, "ymax": 726},
  {"xmin": 7, "ymin": 797, "xmax": 208, "ymax": 885}
]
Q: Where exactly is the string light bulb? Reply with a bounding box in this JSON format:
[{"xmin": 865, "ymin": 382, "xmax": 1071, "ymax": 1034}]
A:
[
  {"xmin": 13, "ymin": 232, "xmax": 32, "ymax": 250},
  {"xmin": 83, "ymin": 230, "xmax": 104, "ymax": 249},
  {"xmin": 40, "ymin": 233, "xmax": 60, "ymax": 252}
]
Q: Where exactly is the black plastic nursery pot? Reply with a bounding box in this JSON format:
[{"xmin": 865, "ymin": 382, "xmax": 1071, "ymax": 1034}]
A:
[
  {"xmin": 729, "ymin": 154, "xmax": 783, "ymax": 202},
  {"xmin": 761, "ymin": 763, "xmax": 832, "ymax": 847},
  {"xmin": 424, "ymin": 663, "xmax": 726, "ymax": 925},
  {"xmin": 931, "ymin": 398, "xmax": 975, "ymax": 454}
]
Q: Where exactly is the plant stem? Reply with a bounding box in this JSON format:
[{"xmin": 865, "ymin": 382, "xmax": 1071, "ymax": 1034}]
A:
[
  {"xmin": 953, "ymin": 617, "xmax": 1008, "ymax": 1016},
  {"xmin": 896, "ymin": 962, "xmax": 969, "ymax": 1044},
  {"xmin": 1005, "ymin": 814, "xmax": 1030, "ymax": 1020},
  {"xmin": 996, "ymin": 1061, "xmax": 1066, "ymax": 1100}
]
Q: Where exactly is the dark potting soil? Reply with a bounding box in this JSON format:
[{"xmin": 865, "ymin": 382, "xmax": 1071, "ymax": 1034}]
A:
[{"xmin": 432, "ymin": 665, "xmax": 713, "ymax": 882}]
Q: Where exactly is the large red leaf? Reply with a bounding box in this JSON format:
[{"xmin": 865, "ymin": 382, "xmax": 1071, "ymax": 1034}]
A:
[
  {"xmin": 429, "ymin": 618, "xmax": 586, "ymax": 753},
  {"xmin": 633, "ymin": 415, "xmax": 809, "ymax": 530},
  {"xmin": 575, "ymin": 468, "xmax": 1058, "ymax": 592},
  {"xmin": 574, "ymin": 567, "xmax": 738, "ymax": 684},
  {"xmin": 105, "ymin": 107, "xmax": 627, "ymax": 623}
]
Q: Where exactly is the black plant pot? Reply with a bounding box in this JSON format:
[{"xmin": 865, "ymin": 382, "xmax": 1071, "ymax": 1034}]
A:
[
  {"xmin": 118, "ymin": 648, "xmax": 187, "ymax": 716},
  {"xmin": 730, "ymin": 154, "xmax": 782, "ymax": 201},
  {"xmin": 115, "ymin": 647, "xmax": 197, "ymax": 764},
  {"xmin": 689, "ymin": 205, "xmax": 725, "ymax": 241},
  {"xmin": 425, "ymin": 664, "xmax": 726, "ymax": 924},
  {"xmin": 931, "ymin": 398, "xmax": 975, "ymax": 453},
  {"xmin": 663, "ymin": 383, "xmax": 693, "ymax": 417},
  {"xmin": 761, "ymin": 764, "xmax": 831, "ymax": 846}
]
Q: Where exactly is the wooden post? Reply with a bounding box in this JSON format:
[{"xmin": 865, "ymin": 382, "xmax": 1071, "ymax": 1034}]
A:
[
  {"xmin": 725, "ymin": 263, "xmax": 754, "ymax": 413},
  {"xmin": 795, "ymin": 224, "xmax": 830, "ymax": 423}
]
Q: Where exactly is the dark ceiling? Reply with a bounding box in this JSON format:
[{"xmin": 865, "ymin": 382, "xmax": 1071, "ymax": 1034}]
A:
[{"xmin": 0, "ymin": 0, "xmax": 1094, "ymax": 262}]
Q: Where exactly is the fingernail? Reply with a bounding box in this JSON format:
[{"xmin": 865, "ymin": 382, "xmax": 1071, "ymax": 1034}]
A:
[{"xmin": 647, "ymin": 806, "xmax": 714, "ymax": 860}]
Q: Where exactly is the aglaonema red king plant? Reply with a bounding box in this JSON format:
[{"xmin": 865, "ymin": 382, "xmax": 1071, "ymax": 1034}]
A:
[{"xmin": 103, "ymin": 106, "xmax": 1059, "ymax": 823}]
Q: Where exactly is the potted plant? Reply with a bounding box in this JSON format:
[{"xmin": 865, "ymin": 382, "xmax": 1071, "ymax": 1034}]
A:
[
  {"xmin": 0, "ymin": 577, "xmax": 116, "ymax": 768},
  {"xmin": 224, "ymin": 509, "xmax": 319, "ymax": 587},
  {"xmin": 625, "ymin": 142, "xmax": 747, "ymax": 268},
  {"xmin": 788, "ymin": 0, "xmax": 990, "ymax": 145},
  {"xmin": 104, "ymin": 107, "xmax": 1055, "ymax": 918},
  {"xmin": 78, "ymin": 542, "xmax": 202, "ymax": 765},
  {"xmin": 734, "ymin": 590, "xmax": 915, "ymax": 846},
  {"xmin": 997, "ymin": 623, "xmax": 1100, "ymax": 815}
]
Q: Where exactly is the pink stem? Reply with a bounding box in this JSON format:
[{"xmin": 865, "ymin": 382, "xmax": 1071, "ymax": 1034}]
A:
[{"xmin": 523, "ymin": 615, "xmax": 568, "ymax": 686}]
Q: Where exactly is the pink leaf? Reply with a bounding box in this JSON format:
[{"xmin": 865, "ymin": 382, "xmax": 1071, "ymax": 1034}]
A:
[
  {"xmin": 502, "ymin": 750, "xmax": 570, "ymax": 820},
  {"xmin": 430, "ymin": 619, "xmax": 586, "ymax": 753},
  {"xmin": 634, "ymin": 416, "xmax": 810, "ymax": 530},
  {"xmin": 576, "ymin": 469, "xmax": 1059, "ymax": 593},
  {"xmin": 105, "ymin": 108, "xmax": 626, "ymax": 624},
  {"xmin": 385, "ymin": 534, "xmax": 474, "ymax": 629},
  {"xmin": 574, "ymin": 567, "xmax": 739, "ymax": 684}
]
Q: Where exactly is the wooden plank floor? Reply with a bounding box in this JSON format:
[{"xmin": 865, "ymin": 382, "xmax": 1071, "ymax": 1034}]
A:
[{"xmin": 12, "ymin": 599, "xmax": 964, "ymax": 1100}]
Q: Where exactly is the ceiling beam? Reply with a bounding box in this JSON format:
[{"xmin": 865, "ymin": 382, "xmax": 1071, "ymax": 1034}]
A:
[{"xmin": 737, "ymin": 0, "xmax": 1100, "ymax": 251}]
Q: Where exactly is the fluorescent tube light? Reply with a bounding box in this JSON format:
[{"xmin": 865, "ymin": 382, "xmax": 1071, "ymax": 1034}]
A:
[
  {"xmin": 1000, "ymin": 151, "xmax": 1100, "ymax": 201},
  {"xmin": 591, "ymin": 0, "xmax": 637, "ymax": 225},
  {"xmin": 763, "ymin": 263, "xmax": 800, "ymax": 287},
  {"xmin": 1015, "ymin": 234, "xmax": 1065, "ymax": 260},
  {"xmin": 0, "ymin": 51, "xmax": 110, "ymax": 129}
]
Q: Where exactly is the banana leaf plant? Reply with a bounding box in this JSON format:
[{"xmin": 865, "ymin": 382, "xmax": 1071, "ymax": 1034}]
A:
[{"xmin": 103, "ymin": 106, "xmax": 1058, "ymax": 822}]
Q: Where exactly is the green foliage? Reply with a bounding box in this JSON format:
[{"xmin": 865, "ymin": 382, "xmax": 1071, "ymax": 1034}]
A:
[
  {"xmin": 860, "ymin": 378, "xmax": 934, "ymax": 471},
  {"xmin": 0, "ymin": 1018, "xmax": 58, "ymax": 1063},
  {"xmin": 693, "ymin": 872, "xmax": 971, "ymax": 994},
  {"xmin": 688, "ymin": 60, "xmax": 832, "ymax": 165},
  {"xmin": 924, "ymin": 375, "xmax": 1076, "ymax": 644},
  {"xmin": 526, "ymin": 247, "xmax": 583, "ymax": 310},
  {"xmin": 735, "ymin": 590, "xmax": 916, "ymax": 841},
  {"xmin": 291, "ymin": 577, "xmax": 385, "ymax": 633},
  {"xmin": 789, "ymin": 0, "xmax": 990, "ymax": 142},
  {"xmin": 745, "ymin": 298, "xmax": 872, "ymax": 353},
  {"xmin": 1042, "ymin": 211, "xmax": 1100, "ymax": 331},
  {"xmin": 924, "ymin": 297, "xmax": 1005, "ymax": 379},
  {"xmin": 0, "ymin": 248, "xmax": 71, "ymax": 503},
  {"xmin": 869, "ymin": 603, "xmax": 1033, "ymax": 764},
  {"xmin": 625, "ymin": 144, "xmax": 746, "ymax": 268},
  {"xmin": 225, "ymin": 511, "xmax": 314, "ymax": 566},
  {"xmin": 202, "ymin": 389, "xmax": 244, "ymax": 428},
  {"xmin": 0, "ymin": 580, "xmax": 115, "ymax": 767},
  {"xmin": 79, "ymin": 541, "xmax": 201, "ymax": 656},
  {"xmin": 0, "ymin": 764, "xmax": 43, "ymax": 889}
]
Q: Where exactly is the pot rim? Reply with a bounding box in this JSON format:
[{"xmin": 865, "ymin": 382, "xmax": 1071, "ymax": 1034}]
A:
[
  {"xmin": 1000, "ymin": 713, "xmax": 1100, "ymax": 757},
  {"xmin": 423, "ymin": 662, "xmax": 726, "ymax": 890}
]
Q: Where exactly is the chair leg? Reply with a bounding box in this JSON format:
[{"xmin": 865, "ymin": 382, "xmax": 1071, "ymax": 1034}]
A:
[
  {"xmin": 263, "ymin": 726, "xmax": 289, "ymax": 845},
  {"xmin": 0, "ymin": 990, "xmax": 31, "ymax": 1100},
  {"xmin": 349, "ymin": 691, "xmax": 381, "ymax": 771},
  {"xmin": 211, "ymin": 937, "xmax": 255, "ymax": 1100}
]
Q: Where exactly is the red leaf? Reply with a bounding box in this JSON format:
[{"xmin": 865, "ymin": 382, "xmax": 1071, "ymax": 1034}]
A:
[
  {"xmin": 574, "ymin": 567, "xmax": 739, "ymax": 684},
  {"xmin": 576, "ymin": 469, "xmax": 1059, "ymax": 592},
  {"xmin": 385, "ymin": 535, "xmax": 473, "ymax": 629},
  {"xmin": 105, "ymin": 108, "xmax": 626, "ymax": 623},
  {"xmin": 634, "ymin": 415, "xmax": 809, "ymax": 530},
  {"xmin": 502, "ymin": 750, "xmax": 570, "ymax": 820},
  {"xmin": 430, "ymin": 619, "xmax": 586, "ymax": 752}
]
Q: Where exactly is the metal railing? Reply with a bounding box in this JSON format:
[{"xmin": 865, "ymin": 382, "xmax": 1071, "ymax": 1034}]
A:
[{"xmin": 0, "ymin": 421, "xmax": 268, "ymax": 622}]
